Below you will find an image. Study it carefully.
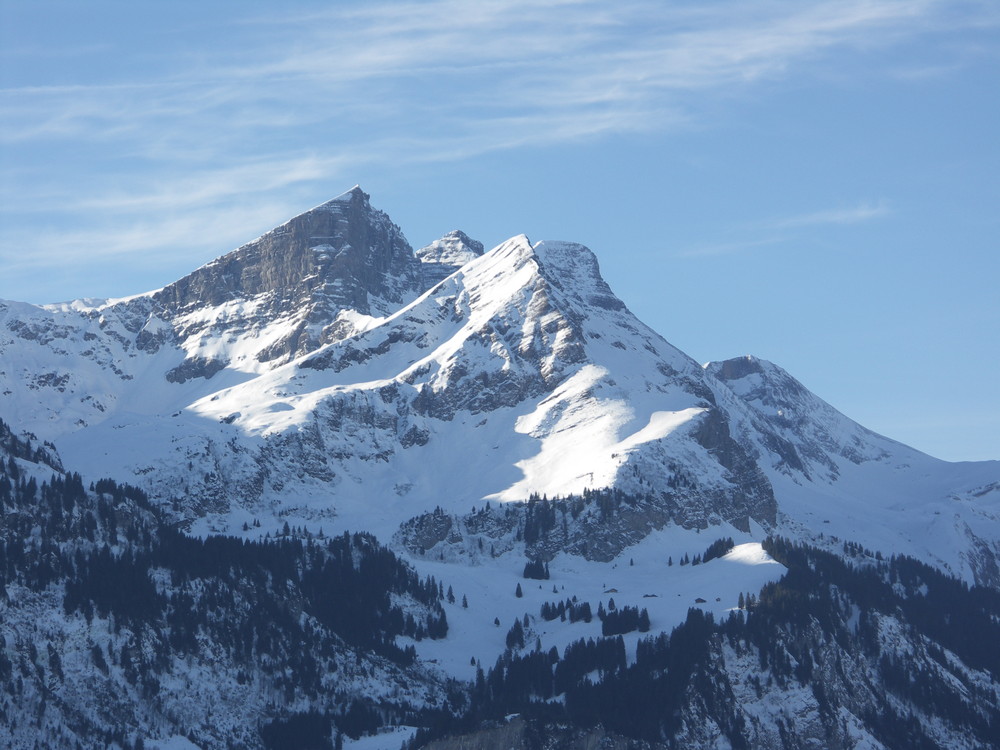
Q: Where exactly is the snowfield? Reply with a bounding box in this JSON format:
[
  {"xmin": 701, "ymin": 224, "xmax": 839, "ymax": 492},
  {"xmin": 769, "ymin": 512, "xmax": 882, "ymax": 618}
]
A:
[{"xmin": 407, "ymin": 538, "xmax": 785, "ymax": 682}]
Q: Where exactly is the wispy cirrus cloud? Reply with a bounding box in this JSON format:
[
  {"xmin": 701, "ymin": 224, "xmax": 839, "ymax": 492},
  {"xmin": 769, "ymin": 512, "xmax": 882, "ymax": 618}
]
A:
[
  {"xmin": 677, "ymin": 237, "xmax": 786, "ymax": 259},
  {"xmin": 72, "ymin": 155, "xmax": 349, "ymax": 214},
  {"xmin": 769, "ymin": 201, "xmax": 890, "ymax": 229},
  {"xmin": 677, "ymin": 200, "xmax": 890, "ymax": 257},
  {"xmin": 0, "ymin": 0, "xmax": 995, "ymax": 298},
  {"xmin": 2, "ymin": 1, "xmax": 982, "ymax": 154}
]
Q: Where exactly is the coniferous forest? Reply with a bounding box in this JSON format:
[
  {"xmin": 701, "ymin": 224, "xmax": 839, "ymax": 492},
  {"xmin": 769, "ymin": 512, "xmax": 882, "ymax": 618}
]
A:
[
  {"xmin": 0, "ymin": 419, "xmax": 454, "ymax": 749},
  {"xmin": 409, "ymin": 538, "xmax": 1000, "ymax": 749},
  {"xmin": 4, "ymin": 416, "xmax": 1000, "ymax": 749}
]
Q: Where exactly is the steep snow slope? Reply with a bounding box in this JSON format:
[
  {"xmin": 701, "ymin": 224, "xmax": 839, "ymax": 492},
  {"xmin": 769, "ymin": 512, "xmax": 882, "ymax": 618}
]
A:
[{"xmin": 707, "ymin": 356, "xmax": 1000, "ymax": 585}]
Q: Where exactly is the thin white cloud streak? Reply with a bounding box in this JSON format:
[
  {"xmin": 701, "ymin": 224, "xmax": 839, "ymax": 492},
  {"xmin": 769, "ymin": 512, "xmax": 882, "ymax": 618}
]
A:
[
  {"xmin": 0, "ymin": 153, "xmax": 350, "ymax": 217},
  {"xmin": 73, "ymin": 155, "xmax": 350, "ymax": 214},
  {"xmin": 770, "ymin": 202, "xmax": 891, "ymax": 228},
  {"xmin": 677, "ymin": 237, "xmax": 785, "ymax": 259},
  {"xmin": 0, "ymin": 0, "xmax": 992, "ymax": 283},
  {"xmin": 1, "ymin": 0, "xmax": 974, "ymax": 147},
  {"xmin": 677, "ymin": 201, "xmax": 889, "ymax": 257},
  {"xmin": 0, "ymin": 199, "xmax": 308, "ymax": 276}
]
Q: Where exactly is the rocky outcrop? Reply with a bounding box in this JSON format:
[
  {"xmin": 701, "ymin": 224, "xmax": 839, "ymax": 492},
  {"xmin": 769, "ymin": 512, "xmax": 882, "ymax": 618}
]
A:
[
  {"xmin": 165, "ymin": 356, "xmax": 226, "ymax": 384},
  {"xmin": 706, "ymin": 355, "xmax": 890, "ymax": 479},
  {"xmin": 397, "ymin": 486, "xmax": 764, "ymax": 564},
  {"xmin": 154, "ymin": 186, "xmax": 424, "ymax": 363},
  {"xmin": 416, "ymin": 229, "xmax": 485, "ymax": 289},
  {"xmin": 691, "ymin": 408, "xmax": 777, "ymax": 529},
  {"xmin": 156, "ymin": 186, "xmax": 420, "ymax": 315}
]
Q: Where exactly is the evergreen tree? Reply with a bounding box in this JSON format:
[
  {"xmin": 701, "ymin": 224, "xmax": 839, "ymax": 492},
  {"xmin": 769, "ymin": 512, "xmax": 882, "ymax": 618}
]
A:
[
  {"xmin": 638, "ymin": 608, "xmax": 650, "ymax": 633},
  {"xmin": 505, "ymin": 619, "xmax": 525, "ymax": 650}
]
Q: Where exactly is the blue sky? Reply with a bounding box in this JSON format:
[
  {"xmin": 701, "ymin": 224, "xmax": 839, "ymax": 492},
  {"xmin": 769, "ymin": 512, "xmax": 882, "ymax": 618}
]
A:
[{"xmin": 1, "ymin": 0, "xmax": 998, "ymax": 461}]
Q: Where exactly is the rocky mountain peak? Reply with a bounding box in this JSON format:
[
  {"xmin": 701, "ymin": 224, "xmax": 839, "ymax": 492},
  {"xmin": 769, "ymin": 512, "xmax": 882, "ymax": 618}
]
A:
[
  {"xmin": 145, "ymin": 187, "xmax": 426, "ymax": 365},
  {"xmin": 707, "ymin": 354, "xmax": 764, "ymax": 381},
  {"xmin": 154, "ymin": 185, "xmax": 421, "ymax": 317},
  {"xmin": 443, "ymin": 229, "xmax": 483, "ymax": 252},
  {"xmin": 707, "ymin": 354, "xmax": 893, "ymax": 477},
  {"xmin": 321, "ymin": 183, "xmax": 365, "ymax": 205},
  {"xmin": 532, "ymin": 240, "xmax": 626, "ymax": 314},
  {"xmin": 416, "ymin": 229, "xmax": 486, "ymax": 289}
]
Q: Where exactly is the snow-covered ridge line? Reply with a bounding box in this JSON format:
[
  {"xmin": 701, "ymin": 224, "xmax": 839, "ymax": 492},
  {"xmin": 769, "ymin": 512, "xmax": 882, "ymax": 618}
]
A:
[{"xmin": 0, "ymin": 187, "xmax": 997, "ymax": 589}]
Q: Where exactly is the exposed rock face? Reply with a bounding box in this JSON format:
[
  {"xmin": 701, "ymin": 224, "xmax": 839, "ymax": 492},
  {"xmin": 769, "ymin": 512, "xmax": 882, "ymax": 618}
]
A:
[
  {"xmin": 416, "ymin": 229, "xmax": 485, "ymax": 289},
  {"xmin": 690, "ymin": 407, "xmax": 776, "ymax": 530},
  {"xmin": 706, "ymin": 354, "xmax": 889, "ymax": 480},
  {"xmin": 151, "ymin": 186, "xmax": 424, "ymax": 365},
  {"xmin": 397, "ymin": 484, "xmax": 767, "ymax": 565},
  {"xmin": 164, "ymin": 356, "xmax": 226, "ymax": 384},
  {"xmin": 156, "ymin": 186, "xmax": 420, "ymax": 317}
]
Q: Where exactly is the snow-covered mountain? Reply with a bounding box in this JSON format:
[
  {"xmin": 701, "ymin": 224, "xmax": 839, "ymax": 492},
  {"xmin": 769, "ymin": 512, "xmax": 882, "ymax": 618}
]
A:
[
  {"xmin": 4, "ymin": 186, "xmax": 1000, "ymax": 749},
  {"xmin": 1, "ymin": 186, "xmax": 998, "ymax": 585}
]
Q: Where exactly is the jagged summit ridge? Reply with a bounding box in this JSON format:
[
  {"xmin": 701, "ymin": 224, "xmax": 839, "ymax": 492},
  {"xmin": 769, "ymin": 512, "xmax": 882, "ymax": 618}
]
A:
[
  {"xmin": 156, "ymin": 185, "xmax": 420, "ymax": 315},
  {"xmin": 707, "ymin": 354, "xmax": 893, "ymax": 477},
  {"xmin": 148, "ymin": 186, "xmax": 428, "ymax": 367},
  {"xmin": 415, "ymin": 229, "xmax": 485, "ymax": 289},
  {"xmin": 176, "ymin": 230, "xmax": 773, "ymax": 538}
]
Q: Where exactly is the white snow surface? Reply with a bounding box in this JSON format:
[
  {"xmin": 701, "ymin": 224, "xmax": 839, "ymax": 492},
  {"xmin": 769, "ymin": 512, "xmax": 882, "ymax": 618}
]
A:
[
  {"xmin": 342, "ymin": 726, "xmax": 416, "ymax": 750},
  {"xmin": 408, "ymin": 537, "xmax": 784, "ymax": 682}
]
